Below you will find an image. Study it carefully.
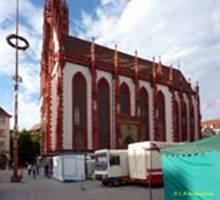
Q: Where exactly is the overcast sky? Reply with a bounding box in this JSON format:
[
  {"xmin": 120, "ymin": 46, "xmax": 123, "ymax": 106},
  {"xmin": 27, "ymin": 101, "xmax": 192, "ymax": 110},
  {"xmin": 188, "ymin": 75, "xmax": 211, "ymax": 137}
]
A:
[{"xmin": 0, "ymin": 0, "xmax": 219, "ymax": 129}]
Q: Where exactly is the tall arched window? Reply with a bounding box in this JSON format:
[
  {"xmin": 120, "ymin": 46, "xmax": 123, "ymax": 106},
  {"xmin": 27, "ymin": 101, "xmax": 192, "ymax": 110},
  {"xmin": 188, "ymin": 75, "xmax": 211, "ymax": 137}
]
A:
[
  {"xmin": 98, "ymin": 78, "xmax": 110, "ymax": 149},
  {"xmin": 173, "ymin": 100, "xmax": 180, "ymax": 142},
  {"xmin": 157, "ymin": 91, "xmax": 166, "ymax": 141},
  {"xmin": 190, "ymin": 104, "xmax": 195, "ymax": 141},
  {"xmin": 72, "ymin": 72, "xmax": 87, "ymax": 150},
  {"xmin": 181, "ymin": 101, "xmax": 188, "ymax": 141},
  {"xmin": 120, "ymin": 83, "xmax": 130, "ymax": 115},
  {"xmin": 140, "ymin": 88, "xmax": 150, "ymax": 141}
]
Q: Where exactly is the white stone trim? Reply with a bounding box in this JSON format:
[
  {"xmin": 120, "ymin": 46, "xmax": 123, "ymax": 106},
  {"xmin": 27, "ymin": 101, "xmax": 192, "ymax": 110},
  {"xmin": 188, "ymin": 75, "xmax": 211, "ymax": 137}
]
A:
[{"xmin": 63, "ymin": 63, "xmax": 92, "ymax": 150}]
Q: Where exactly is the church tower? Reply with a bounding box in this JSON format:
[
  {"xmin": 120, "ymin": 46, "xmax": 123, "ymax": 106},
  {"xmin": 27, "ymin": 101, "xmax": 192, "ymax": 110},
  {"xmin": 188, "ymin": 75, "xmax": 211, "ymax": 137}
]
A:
[{"xmin": 40, "ymin": 0, "xmax": 69, "ymax": 153}]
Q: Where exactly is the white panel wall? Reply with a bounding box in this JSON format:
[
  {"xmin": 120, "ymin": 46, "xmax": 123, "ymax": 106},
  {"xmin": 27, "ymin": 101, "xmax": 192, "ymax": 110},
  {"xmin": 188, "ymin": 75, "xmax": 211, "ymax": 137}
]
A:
[
  {"xmin": 119, "ymin": 76, "xmax": 135, "ymax": 116},
  {"xmin": 96, "ymin": 70, "xmax": 114, "ymax": 148},
  {"xmin": 63, "ymin": 63, "xmax": 92, "ymax": 150},
  {"xmin": 157, "ymin": 85, "xmax": 173, "ymax": 142},
  {"xmin": 139, "ymin": 81, "xmax": 154, "ymax": 140}
]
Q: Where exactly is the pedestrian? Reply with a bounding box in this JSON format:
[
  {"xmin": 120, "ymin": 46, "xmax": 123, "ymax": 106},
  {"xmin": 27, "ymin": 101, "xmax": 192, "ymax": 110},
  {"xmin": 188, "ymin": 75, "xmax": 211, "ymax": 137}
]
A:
[
  {"xmin": 32, "ymin": 164, "xmax": 37, "ymax": 179},
  {"xmin": 44, "ymin": 164, "xmax": 49, "ymax": 177},
  {"xmin": 36, "ymin": 159, "xmax": 40, "ymax": 175},
  {"xmin": 27, "ymin": 163, "xmax": 32, "ymax": 176}
]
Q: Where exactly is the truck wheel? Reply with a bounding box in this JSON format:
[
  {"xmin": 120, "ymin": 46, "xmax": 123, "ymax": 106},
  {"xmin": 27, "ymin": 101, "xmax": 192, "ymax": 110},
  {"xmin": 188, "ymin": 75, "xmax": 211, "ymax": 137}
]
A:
[
  {"xmin": 112, "ymin": 179, "xmax": 120, "ymax": 187},
  {"xmin": 102, "ymin": 180, "xmax": 108, "ymax": 186}
]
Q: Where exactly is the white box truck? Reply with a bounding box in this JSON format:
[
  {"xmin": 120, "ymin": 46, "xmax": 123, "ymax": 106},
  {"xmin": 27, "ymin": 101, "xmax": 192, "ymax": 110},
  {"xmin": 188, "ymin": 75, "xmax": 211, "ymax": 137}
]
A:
[
  {"xmin": 53, "ymin": 154, "xmax": 85, "ymax": 182},
  {"xmin": 94, "ymin": 149, "xmax": 129, "ymax": 186},
  {"xmin": 95, "ymin": 141, "xmax": 181, "ymax": 186}
]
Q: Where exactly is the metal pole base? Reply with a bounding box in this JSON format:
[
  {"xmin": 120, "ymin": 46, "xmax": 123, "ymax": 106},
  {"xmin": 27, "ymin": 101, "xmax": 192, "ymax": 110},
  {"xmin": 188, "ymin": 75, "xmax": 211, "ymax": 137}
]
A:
[{"xmin": 10, "ymin": 174, "xmax": 22, "ymax": 182}]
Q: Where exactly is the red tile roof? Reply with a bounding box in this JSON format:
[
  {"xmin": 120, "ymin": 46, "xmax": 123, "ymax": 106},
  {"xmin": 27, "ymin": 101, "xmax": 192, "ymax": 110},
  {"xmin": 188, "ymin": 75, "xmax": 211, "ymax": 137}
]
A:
[
  {"xmin": 202, "ymin": 119, "xmax": 220, "ymax": 129},
  {"xmin": 62, "ymin": 36, "xmax": 191, "ymax": 91}
]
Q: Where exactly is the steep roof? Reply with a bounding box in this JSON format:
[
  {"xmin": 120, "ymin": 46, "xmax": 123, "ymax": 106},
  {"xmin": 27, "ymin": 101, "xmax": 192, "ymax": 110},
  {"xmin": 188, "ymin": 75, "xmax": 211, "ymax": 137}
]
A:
[
  {"xmin": 0, "ymin": 107, "xmax": 11, "ymax": 118},
  {"xmin": 202, "ymin": 119, "xmax": 220, "ymax": 129},
  {"xmin": 61, "ymin": 35, "xmax": 192, "ymax": 91}
]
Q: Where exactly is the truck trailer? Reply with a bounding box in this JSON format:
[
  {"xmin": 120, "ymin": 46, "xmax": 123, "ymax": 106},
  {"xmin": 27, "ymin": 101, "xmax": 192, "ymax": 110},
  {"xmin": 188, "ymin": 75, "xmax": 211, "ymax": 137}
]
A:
[
  {"xmin": 95, "ymin": 141, "xmax": 180, "ymax": 186},
  {"xmin": 128, "ymin": 141, "xmax": 178, "ymax": 185}
]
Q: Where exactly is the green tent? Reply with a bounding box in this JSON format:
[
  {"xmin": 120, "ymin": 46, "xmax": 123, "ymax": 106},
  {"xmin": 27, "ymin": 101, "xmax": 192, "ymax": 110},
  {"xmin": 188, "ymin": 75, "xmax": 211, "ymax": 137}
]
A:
[{"xmin": 161, "ymin": 135, "xmax": 220, "ymax": 200}]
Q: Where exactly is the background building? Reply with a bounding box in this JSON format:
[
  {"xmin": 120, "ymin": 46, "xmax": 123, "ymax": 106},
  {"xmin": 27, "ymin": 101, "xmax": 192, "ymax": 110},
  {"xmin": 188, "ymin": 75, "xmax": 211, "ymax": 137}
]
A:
[
  {"xmin": 40, "ymin": 0, "xmax": 201, "ymax": 154},
  {"xmin": 202, "ymin": 119, "xmax": 220, "ymax": 137},
  {"xmin": 0, "ymin": 107, "xmax": 11, "ymax": 169}
]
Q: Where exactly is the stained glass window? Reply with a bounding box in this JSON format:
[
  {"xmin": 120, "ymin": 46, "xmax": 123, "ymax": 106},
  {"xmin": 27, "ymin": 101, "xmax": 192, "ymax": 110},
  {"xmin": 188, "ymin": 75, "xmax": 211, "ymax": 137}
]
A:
[
  {"xmin": 98, "ymin": 78, "xmax": 110, "ymax": 149},
  {"xmin": 72, "ymin": 73, "xmax": 87, "ymax": 149},
  {"xmin": 120, "ymin": 83, "xmax": 130, "ymax": 115},
  {"xmin": 190, "ymin": 104, "xmax": 195, "ymax": 141},
  {"xmin": 157, "ymin": 91, "xmax": 166, "ymax": 141},
  {"xmin": 140, "ymin": 88, "xmax": 149, "ymax": 140},
  {"xmin": 181, "ymin": 101, "xmax": 188, "ymax": 141}
]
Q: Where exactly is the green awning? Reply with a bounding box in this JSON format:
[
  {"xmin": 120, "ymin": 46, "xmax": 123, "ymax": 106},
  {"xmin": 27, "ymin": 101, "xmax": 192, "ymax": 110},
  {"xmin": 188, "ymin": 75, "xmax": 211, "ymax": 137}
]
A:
[
  {"xmin": 161, "ymin": 135, "xmax": 220, "ymax": 156},
  {"xmin": 161, "ymin": 135, "xmax": 220, "ymax": 200}
]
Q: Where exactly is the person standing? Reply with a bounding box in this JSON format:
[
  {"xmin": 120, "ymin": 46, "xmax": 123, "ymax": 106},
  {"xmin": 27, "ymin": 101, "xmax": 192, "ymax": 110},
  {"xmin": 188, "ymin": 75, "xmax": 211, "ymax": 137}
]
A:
[
  {"xmin": 27, "ymin": 163, "xmax": 32, "ymax": 176},
  {"xmin": 32, "ymin": 164, "xmax": 37, "ymax": 179}
]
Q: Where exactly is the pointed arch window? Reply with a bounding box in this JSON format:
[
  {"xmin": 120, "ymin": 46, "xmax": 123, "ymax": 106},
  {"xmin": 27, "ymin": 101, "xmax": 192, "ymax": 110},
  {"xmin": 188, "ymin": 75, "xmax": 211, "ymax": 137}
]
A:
[
  {"xmin": 140, "ymin": 88, "xmax": 150, "ymax": 140},
  {"xmin": 120, "ymin": 83, "xmax": 130, "ymax": 115},
  {"xmin": 181, "ymin": 101, "xmax": 188, "ymax": 141},
  {"xmin": 173, "ymin": 99, "xmax": 180, "ymax": 142},
  {"xmin": 157, "ymin": 91, "xmax": 166, "ymax": 141},
  {"xmin": 72, "ymin": 72, "xmax": 87, "ymax": 150},
  {"xmin": 97, "ymin": 78, "xmax": 111, "ymax": 149},
  {"xmin": 190, "ymin": 103, "xmax": 195, "ymax": 141}
]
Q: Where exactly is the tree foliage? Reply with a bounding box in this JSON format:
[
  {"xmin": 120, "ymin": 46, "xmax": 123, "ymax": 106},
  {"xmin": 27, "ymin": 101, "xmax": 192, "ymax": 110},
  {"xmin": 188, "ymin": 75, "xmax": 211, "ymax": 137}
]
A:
[{"xmin": 10, "ymin": 129, "xmax": 41, "ymax": 166}]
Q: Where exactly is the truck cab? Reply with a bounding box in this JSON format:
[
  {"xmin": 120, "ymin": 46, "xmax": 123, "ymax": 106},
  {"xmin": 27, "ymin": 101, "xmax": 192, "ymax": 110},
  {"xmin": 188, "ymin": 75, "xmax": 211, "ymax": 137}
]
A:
[{"xmin": 94, "ymin": 149, "xmax": 129, "ymax": 186}]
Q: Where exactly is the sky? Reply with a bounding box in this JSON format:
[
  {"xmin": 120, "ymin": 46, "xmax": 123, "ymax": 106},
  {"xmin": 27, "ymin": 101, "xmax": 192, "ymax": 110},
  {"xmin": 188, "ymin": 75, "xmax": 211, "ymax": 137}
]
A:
[{"xmin": 0, "ymin": 0, "xmax": 219, "ymax": 130}]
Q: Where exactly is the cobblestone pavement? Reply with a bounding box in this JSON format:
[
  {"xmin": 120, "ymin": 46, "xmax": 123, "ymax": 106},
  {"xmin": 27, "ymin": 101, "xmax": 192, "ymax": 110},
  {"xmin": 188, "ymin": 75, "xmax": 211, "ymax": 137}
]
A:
[{"xmin": 0, "ymin": 170, "xmax": 164, "ymax": 200}]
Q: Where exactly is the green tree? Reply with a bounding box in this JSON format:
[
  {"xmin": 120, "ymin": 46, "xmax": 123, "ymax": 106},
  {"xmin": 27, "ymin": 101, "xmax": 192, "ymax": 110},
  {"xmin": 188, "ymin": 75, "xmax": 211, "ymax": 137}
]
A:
[{"xmin": 10, "ymin": 129, "xmax": 41, "ymax": 166}]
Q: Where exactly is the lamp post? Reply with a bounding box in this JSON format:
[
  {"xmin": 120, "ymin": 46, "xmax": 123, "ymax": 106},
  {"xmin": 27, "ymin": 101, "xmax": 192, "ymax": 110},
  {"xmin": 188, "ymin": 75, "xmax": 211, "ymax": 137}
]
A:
[{"xmin": 6, "ymin": 0, "xmax": 29, "ymax": 182}]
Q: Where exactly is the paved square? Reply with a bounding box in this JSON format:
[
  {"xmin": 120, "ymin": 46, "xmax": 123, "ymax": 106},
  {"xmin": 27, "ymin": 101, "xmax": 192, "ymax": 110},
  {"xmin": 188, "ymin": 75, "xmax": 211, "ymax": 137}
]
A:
[{"xmin": 0, "ymin": 170, "xmax": 164, "ymax": 200}]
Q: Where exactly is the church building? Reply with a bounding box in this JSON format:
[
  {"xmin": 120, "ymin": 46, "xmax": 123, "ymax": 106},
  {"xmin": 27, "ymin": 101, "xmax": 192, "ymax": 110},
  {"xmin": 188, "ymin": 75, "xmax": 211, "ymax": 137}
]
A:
[{"xmin": 40, "ymin": 0, "xmax": 202, "ymax": 154}]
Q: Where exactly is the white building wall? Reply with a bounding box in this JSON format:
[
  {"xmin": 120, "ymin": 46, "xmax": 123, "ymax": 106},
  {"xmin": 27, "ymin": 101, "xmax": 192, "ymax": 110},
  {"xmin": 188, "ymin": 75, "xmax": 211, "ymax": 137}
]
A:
[
  {"xmin": 62, "ymin": 62, "xmax": 200, "ymax": 150},
  {"xmin": 157, "ymin": 85, "xmax": 173, "ymax": 142},
  {"xmin": 63, "ymin": 63, "xmax": 92, "ymax": 150},
  {"xmin": 5, "ymin": 118, "xmax": 10, "ymax": 154},
  {"xmin": 192, "ymin": 95, "xmax": 199, "ymax": 139},
  {"xmin": 139, "ymin": 81, "xmax": 154, "ymax": 140},
  {"xmin": 51, "ymin": 72, "xmax": 58, "ymax": 150},
  {"xmin": 0, "ymin": 115, "xmax": 10, "ymax": 161},
  {"xmin": 119, "ymin": 76, "xmax": 135, "ymax": 116}
]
